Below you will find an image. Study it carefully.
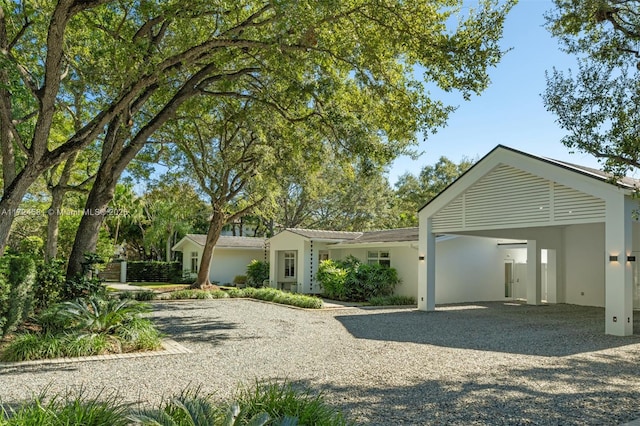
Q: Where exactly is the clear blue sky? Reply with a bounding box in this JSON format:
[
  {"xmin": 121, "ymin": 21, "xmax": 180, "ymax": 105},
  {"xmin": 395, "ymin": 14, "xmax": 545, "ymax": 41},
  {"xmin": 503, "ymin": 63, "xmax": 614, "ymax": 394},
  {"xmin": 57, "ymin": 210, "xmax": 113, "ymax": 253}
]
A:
[{"xmin": 388, "ymin": 0, "xmax": 602, "ymax": 185}]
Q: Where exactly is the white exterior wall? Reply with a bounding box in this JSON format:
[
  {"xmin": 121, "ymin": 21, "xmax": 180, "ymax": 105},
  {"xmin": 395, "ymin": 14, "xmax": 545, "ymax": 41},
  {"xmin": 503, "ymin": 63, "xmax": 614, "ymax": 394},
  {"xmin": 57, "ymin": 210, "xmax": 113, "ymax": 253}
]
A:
[
  {"xmin": 564, "ymin": 223, "xmax": 605, "ymax": 307},
  {"xmin": 436, "ymin": 236, "xmax": 515, "ymax": 304},
  {"xmin": 178, "ymin": 240, "xmax": 202, "ymax": 276},
  {"xmin": 176, "ymin": 241, "xmax": 264, "ymax": 285},
  {"xmin": 210, "ymin": 248, "xmax": 264, "ymax": 285},
  {"xmin": 328, "ymin": 246, "xmax": 419, "ymax": 298},
  {"xmin": 268, "ymin": 231, "xmax": 307, "ymax": 291}
]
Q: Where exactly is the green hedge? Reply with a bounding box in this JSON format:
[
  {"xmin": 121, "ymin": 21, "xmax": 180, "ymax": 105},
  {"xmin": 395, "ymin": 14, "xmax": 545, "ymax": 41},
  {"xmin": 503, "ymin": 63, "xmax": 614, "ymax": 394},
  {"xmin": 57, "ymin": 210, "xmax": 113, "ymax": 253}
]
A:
[{"xmin": 126, "ymin": 261, "xmax": 181, "ymax": 282}]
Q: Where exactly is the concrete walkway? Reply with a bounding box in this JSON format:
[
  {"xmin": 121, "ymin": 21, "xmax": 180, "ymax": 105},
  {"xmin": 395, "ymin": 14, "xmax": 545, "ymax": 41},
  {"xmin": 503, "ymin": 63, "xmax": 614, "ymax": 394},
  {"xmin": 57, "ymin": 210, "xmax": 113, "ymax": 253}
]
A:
[{"xmin": 104, "ymin": 282, "xmax": 150, "ymax": 292}]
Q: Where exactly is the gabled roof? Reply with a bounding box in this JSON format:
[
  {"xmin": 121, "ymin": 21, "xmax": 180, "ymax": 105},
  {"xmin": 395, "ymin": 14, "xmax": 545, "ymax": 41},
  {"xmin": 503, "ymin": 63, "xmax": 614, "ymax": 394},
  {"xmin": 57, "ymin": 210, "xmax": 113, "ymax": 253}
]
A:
[
  {"xmin": 338, "ymin": 227, "xmax": 418, "ymax": 245},
  {"xmin": 419, "ymin": 145, "xmax": 640, "ymax": 213},
  {"xmin": 172, "ymin": 234, "xmax": 266, "ymax": 251},
  {"xmin": 284, "ymin": 228, "xmax": 363, "ymax": 241}
]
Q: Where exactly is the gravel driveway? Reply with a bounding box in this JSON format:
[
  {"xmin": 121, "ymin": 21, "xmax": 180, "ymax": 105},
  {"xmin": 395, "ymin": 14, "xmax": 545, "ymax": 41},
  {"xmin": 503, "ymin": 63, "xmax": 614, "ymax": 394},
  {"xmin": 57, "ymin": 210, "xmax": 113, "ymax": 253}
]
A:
[{"xmin": 2, "ymin": 299, "xmax": 640, "ymax": 425}]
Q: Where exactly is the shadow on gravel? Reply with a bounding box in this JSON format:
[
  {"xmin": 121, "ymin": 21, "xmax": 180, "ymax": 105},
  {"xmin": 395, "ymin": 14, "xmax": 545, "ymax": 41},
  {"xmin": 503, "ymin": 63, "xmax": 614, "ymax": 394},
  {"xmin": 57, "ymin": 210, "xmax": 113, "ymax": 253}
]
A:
[
  {"xmin": 336, "ymin": 302, "xmax": 640, "ymax": 356},
  {"xmin": 151, "ymin": 302, "xmax": 238, "ymax": 345},
  {"xmin": 291, "ymin": 351, "xmax": 640, "ymax": 425}
]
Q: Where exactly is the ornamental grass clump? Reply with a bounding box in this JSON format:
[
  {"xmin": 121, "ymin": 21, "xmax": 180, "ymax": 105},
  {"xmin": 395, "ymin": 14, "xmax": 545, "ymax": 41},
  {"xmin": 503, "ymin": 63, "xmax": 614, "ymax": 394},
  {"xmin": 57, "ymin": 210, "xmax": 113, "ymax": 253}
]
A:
[{"xmin": 0, "ymin": 296, "xmax": 162, "ymax": 362}]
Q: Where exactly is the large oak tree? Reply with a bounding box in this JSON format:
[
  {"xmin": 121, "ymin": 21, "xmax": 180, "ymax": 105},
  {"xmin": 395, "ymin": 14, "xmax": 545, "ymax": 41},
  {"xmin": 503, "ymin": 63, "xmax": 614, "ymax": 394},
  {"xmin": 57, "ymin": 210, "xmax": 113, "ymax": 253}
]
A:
[{"xmin": 0, "ymin": 0, "xmax": 514, "ymax": 278}]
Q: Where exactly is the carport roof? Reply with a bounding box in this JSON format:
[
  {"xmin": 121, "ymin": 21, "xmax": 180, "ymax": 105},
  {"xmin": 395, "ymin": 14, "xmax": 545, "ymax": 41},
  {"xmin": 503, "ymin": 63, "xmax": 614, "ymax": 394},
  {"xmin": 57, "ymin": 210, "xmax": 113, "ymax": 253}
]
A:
[{"xmin": 419, "ymin": 145, "xmax": 640, "ymax": 213}]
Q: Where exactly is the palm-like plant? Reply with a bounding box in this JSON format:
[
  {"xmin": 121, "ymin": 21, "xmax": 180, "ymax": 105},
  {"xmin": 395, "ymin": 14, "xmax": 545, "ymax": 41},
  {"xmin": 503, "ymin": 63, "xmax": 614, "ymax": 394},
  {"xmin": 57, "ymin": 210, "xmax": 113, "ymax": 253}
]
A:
[{"xmin": 51, "ymin": 297, "xmax": 151, "ymax": 334}]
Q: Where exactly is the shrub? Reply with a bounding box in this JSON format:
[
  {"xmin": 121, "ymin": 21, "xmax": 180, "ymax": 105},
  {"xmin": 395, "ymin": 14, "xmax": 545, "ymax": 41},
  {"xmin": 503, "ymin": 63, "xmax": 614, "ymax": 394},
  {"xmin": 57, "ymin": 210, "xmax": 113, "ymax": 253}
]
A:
[
  {"xmin": 317, "ymin": 257, "xmax": 400, "ymax": 302},
  {"xmin": 246, "ymin": 260, "xmax": 269, "ymax": 287},
  {"xmin": 368, "ymin": 295, "xmax": 416, "ymax": 306},
  {"xmin": 167, "ymin": 287, "xmax": 322, "ymax": 309},
  {"xmin": 18, "ymin": 236, "xmax": 44, "ymax": 258},
  {"xmin": 233, "ymin": 382, "xmax": 350, "ymax": 426},
  {"xmin": 0, "ymin": 255, "xmax": 36, "ymax": 337},
  {"xmin": 1, "ymin": 297, "xmax": 162, "ymax": 362},
  {"xmin": 350, "ymin": 263, "xmax": 399, "ymax": 301},
  {"xmin": 121, "ymin": 290, "xmax": 157, "ymax": 301},
  {"xmin": 64, "ymin": 275, "xmax": 106, "ymax": 301},
  {"xmin": 316, "ymin": 260, "xmax": 348, "ymax": 300},
  {"xmin": 33, "ymin": 258, "xmax": 66, "ymax": 311},
  {"xmin": 233, "ymin": 275, "xmax": 247, "ymax": 286}
]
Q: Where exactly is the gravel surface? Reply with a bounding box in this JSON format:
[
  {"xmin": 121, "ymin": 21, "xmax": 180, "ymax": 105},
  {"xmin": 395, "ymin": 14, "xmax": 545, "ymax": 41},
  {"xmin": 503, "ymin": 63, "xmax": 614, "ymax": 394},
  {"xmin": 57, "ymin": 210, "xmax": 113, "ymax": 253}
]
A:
[{"xmin": 2, "ymin": 299, "xmax": 640, "ymax": 425}]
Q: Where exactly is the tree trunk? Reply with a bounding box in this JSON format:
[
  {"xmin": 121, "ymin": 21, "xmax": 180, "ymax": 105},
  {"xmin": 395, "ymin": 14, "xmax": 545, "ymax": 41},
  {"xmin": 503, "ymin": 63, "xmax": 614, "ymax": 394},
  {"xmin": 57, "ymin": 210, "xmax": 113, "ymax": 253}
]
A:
[
  {"xmin": 0, "ymin": 166, "xmax": 43, "ymax": 254},
  {"xmin": 193, "ymin": 211, "xmax": 225, "ymax": 288},
  {"xmin": 66, "ymin": 168, "xmax": 118, "ymax": 279},
  {"xmin": 165, "ymin": 231, "xmax": 172, "ymax": 262},
  {"xmin": 45, "ymin": 187, "xmax": 65, "ymax": 261}
]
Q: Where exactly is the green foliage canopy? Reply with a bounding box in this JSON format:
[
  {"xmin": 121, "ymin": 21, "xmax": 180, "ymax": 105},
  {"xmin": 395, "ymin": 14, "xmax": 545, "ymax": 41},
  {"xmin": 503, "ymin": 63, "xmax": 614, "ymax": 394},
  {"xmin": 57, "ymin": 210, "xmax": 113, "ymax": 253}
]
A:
[
  {"xmin": 544, "ymin": 0, "xmax": 640, "ymax": 175},
  {"xmin": 0, "ymin": 0, "xmax": 515, "ymax": 255}
]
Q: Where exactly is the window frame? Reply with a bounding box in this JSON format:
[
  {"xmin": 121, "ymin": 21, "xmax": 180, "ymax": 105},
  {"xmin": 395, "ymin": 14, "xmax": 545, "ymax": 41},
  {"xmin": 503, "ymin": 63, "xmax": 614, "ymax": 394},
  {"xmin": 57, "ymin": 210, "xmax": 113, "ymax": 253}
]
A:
[
  {"xmin": 367, "ymin": 250, "xmax": 391, "ymax": 267},
  {"xmin": 284, "ymin": 251, "xmax": 296, "ymax": 278},
  {"xmin": 190, "ymin": 251, "xmax": 199, "ymax": 273}
]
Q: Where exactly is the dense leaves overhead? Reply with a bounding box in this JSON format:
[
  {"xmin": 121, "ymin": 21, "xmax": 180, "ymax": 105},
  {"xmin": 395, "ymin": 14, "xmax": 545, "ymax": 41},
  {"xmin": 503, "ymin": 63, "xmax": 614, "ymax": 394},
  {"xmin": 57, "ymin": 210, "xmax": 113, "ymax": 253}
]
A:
[
  {"xmin": 1, "ymin": 0, "xmax": 514, "ymax": 262},
  {"xmin": 544, "ymin": 0, "xmax": 640, "ymax": 176}
]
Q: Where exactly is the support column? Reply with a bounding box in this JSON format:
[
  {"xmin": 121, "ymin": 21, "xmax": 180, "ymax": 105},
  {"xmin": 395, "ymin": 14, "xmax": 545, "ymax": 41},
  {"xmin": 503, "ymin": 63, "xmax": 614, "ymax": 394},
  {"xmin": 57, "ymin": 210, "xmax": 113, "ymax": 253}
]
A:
[
  {"xmin": 527, "ymin": 240, "xmax": 542, "ymax": 305},
  {"xmin": 418, "ymin": 215, "xmax": 436, "ymax": 311},
  {"xmin": 120, "ymin": 261, "xmax": 127, "ymax": 283},
  {"xmin": 546, "ymin": 249, "xmax": 557, "ymax": 303},
  {"xmin": 605, "ymin": 194, "xmax": 633, "ymax": 336}
]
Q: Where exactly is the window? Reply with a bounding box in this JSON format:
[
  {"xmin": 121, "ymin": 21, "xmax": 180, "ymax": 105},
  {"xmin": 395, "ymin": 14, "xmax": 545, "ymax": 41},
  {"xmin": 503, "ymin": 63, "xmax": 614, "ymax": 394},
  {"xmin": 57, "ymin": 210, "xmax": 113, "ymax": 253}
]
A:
[
  {"xmin": 190, "ymin": 251, "xmax": 199, "ymax": 273},
  {"xmin": 367, "ymin": 250, "xmax": 391, "ymax": 267},
  {"xmin": 284, "ymin": 251, "xmax": 296, "ymax": 278},
  {"xmin": 319, "ymin": 250, "xmax": 329, "ymax": 262}
]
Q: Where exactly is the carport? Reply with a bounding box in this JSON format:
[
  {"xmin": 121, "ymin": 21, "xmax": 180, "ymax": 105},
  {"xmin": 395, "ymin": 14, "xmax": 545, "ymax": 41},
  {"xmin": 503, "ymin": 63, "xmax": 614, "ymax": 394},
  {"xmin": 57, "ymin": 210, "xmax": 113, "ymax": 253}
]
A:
[{"xmin": 418, "ymin": 145, "xmax": 640, "ymax": 336}]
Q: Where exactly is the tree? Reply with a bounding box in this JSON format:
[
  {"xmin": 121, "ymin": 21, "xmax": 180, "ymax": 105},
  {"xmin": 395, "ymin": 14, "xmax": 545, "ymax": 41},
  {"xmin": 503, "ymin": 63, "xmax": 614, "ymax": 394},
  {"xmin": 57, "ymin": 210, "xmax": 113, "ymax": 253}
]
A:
[
  {"xmin": 164, "ymin": 98, "xmax": 286, "ymax": 287},
  {"xmin": 141, "ymin": 179, "xmax": 209, "ymax": 261},
  {"xmin": 394, "ymin": 156, "xmax": 474, "ymax": 226},
  {"xmin": 0, "ymin": 1, "xmax": 514, "ymax": 274},
  {"xmin": 274, "ymin": 153, "xmax": 398, "ymax": 231},
  {"xmin": 544, "ymin": 0, "xmax": 640, "ymax": 176}
]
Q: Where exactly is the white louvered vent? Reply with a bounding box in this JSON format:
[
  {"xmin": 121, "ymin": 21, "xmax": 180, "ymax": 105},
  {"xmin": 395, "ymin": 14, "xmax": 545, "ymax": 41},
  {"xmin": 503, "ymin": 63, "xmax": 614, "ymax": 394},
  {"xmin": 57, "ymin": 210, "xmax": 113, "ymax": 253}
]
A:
[
  {"xmin": 463, "ymin": 165, "xmax": 550, "ymax": 228},
  {"xmin": 431, "ymin": 164, "xmax": 607, "ymax": 233},
  {"xmin": 553, "ymin": 183, "xmax": 605, "ymax": 222},
  {"xmin": 432, "ymin": 196, "xmax": 463, "ymax": 230}
]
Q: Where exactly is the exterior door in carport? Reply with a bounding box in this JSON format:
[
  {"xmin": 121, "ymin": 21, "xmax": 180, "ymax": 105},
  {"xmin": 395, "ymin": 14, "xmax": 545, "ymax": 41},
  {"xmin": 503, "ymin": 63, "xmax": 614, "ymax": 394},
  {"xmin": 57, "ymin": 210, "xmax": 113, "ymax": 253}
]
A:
[{"xmin": 504, "ymin": 260, "xmax": 514, "ymax": 297}]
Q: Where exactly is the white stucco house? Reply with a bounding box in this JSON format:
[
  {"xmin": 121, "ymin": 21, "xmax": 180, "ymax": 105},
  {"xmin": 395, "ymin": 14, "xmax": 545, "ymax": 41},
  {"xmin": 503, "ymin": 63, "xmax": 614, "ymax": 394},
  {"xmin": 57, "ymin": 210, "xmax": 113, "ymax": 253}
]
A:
[
  {"xmin": 267, "ymin": 227, "xmax": 527, "ymax": 300},
  {"xmin": 418, "ymin": 145, "xmax": 640, "ymax": 336},
  {"xmin": 172, "ymin": 234, "xmax": 267, "ymax": 285}
]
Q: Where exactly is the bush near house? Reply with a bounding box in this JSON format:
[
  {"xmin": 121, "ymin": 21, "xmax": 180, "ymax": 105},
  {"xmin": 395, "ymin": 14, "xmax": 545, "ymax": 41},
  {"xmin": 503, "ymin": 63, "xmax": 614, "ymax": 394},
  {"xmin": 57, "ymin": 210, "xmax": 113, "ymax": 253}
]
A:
[
  {"xmin": 233, "ymin": 275, "xmax": 247, "ymax": 287},
  {"xmin": 246, "ymin": 259, "xmax": 269, "ymax": 287},
  {"xmin": 317, "ymin": 256, "xmax": 400, "ymax": 302}
]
